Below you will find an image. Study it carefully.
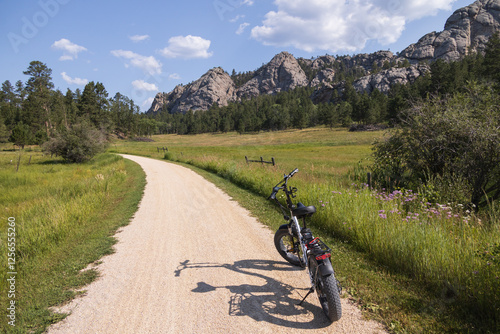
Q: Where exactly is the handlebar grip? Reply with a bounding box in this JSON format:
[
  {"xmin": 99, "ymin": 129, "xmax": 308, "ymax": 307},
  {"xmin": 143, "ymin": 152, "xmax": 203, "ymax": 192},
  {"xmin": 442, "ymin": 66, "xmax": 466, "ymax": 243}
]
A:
[
  {"xmin": 289, "ymin": 168, "xmax": 299, "ymax": 177},
  {"xmin": 268, "ymin": 186, "xmax": 282, "ymax": 200}
]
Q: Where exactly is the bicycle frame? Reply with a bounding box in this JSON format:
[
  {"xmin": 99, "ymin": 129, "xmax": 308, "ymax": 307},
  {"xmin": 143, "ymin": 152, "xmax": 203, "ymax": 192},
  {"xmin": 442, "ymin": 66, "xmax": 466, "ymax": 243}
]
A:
[
  {"xmin": 269, "ymin": 169, "xmax": 315, "ymax": 280},
  {"xmin": 269, "ymin": 169, "xmax": 335, "ymax": 280},
  {"xmin": 269, "ymin": 168, "xmax": 342, "ymax": 322}
]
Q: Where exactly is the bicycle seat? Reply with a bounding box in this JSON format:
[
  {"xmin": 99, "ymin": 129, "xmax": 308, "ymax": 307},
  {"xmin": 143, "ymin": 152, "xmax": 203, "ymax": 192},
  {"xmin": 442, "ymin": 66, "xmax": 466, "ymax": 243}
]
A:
[{"xmin": 292, "ymin": 202, "xmax": 316, "ymax": 217}]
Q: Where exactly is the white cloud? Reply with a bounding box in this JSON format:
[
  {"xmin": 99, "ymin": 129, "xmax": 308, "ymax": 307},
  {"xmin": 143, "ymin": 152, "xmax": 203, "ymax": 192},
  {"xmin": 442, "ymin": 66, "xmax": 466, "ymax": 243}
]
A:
[
  {"xmin": 251, "ymin": 0, "xmax": 457, "ymax": 53},
  {"xmin": 159, "ymin": 35, "xmax": 213, "ymax": 59},
  {"xmin": 230, "ymin": 15, "xmax": 245, "ymax": 23},
  {"xmin": 141, "ymin": 97, "xmax": 155, "ymax": 110},
  {"xmin": 111, "ymin": 50, "xmax": 162, "ymax": 75},
  {"xmin": 236, "ymin": 22, "xmax": 250, "ymax": 35},
  {"xmin": 52, "ymin": 38, "xmax": 87, "ymax": 61},
  {"xmin": 169, "ymin": 73, "xmax": 181, "ymax": 80},
  {"xmin": 241, "ymin": 0, "xmax": 254, "ymax": 5},
  {"xmin": 132, "ymin": 80, "xmax": 159, "ymax": 92},
  {"xmin": 129, "ymin": 34, "xmax": 150, "ymax": 42},
  {"xmin": 61, "ymin": 72, "xmax": 88, "ymax": 85}
]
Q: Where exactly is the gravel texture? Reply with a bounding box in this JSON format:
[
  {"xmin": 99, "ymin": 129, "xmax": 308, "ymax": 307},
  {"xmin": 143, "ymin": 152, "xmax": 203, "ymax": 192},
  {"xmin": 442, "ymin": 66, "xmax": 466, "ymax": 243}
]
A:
[{"xmin": 47, "ymin": 155, "xmax": 387, "ymax": 334}]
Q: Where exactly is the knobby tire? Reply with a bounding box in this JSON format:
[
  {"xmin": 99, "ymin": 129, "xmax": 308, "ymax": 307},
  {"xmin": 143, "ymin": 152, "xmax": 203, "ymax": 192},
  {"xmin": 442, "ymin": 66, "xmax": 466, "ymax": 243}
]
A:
[{"xmin": 310, "ymin": 258, "xmax": 342, "ymax": 322}]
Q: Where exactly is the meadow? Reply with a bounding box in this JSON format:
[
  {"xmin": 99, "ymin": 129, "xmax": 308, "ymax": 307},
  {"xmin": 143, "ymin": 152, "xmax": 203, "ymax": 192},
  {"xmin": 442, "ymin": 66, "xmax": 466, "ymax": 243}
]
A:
[
  {"xmin": 1, "ymin": 126, "xmax": 498, "ymax": 333},
  {"xmin": 113, "ymin": 127, "xmax": 499, "ymax": 333},
  {"xmin": 0, "ymin": 148, "xmax": 145, "ymax": 333}
]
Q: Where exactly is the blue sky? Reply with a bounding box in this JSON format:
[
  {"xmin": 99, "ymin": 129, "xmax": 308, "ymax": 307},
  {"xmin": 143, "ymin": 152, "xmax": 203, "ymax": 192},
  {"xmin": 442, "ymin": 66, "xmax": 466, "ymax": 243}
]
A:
[{"xmin": 0, "ymin": 0, "xmax": 472, "ymax": 111}]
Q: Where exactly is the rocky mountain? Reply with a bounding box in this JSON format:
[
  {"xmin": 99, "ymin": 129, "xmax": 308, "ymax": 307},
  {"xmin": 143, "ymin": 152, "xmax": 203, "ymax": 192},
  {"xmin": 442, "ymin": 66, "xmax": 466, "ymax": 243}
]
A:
[
  {"xmin": 150, "ymin": 67, "xmax": 235, "ymax": 115},
  {"xmin": 148, "ymin": 52, "xmax": 308, "ymax": 115},
  {"xmin": 236, "ymin": 52, "xmax": 309, "ymax": 100},
  {"xmin": 400, "ymin": 0, "xmax": 500, "ymax": 63},
  {"xmin": 148, "ymin": 0, "xmax": 499, "ymax": 115}
]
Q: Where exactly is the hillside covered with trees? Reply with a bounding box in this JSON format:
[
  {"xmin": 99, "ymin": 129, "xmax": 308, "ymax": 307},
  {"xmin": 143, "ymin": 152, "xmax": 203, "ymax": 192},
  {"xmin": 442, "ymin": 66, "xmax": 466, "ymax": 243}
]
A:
[{"xmin": 148, "ymin": 33, "xmax": 499, "ymax": 135}]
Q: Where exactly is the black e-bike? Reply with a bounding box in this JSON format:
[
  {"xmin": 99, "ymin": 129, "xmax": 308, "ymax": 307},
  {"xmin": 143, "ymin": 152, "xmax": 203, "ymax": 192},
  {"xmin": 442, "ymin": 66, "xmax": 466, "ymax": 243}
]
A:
[{"xmin": 269, "ymin": 168, "xmax": 342, "ymax": 322}]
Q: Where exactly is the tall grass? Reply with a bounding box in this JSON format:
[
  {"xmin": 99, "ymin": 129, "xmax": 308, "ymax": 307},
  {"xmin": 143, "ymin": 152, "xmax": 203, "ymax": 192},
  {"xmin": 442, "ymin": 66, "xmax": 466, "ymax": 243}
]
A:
[
  {"xmin": 140, "ymin": 129, "xmax": 500, "ymax": 331},
  {"xmin": 0, "ymin": 149, "xmax": 145, "ymax": 333},
  {"xmin": 305, "ymin": 184, "xmax": 500, "ymax": 314}
]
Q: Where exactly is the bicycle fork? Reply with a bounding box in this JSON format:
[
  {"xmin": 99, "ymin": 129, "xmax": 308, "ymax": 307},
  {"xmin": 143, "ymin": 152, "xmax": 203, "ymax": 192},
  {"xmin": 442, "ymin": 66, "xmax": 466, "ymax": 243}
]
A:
[{"xmin": 288, "ymin": 216, "xmax": 317, "ymax": 306}]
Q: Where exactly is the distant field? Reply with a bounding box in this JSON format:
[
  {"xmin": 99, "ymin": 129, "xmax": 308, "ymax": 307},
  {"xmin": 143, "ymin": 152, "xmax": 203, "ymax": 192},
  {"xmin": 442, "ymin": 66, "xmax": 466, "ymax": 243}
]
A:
[
  {"xmin": 111, "ymin": 127, "xmax": 381, "ymax": 183},
  {"xmin": 113, "ymin": 126, "xmax": 499, "ymax": 333}
]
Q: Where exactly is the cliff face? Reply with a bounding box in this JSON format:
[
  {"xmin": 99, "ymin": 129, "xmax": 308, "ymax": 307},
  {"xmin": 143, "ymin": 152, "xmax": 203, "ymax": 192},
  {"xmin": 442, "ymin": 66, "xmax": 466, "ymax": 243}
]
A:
[
  {"xmin": 147, "ymin": 0, "xmax": 500, "ymax": 115},
  {"xmin": 400, "ymin": 0, "xmax": 500, "ymax": 62},
  {"xmin": 148, "ymin": 67, "xmax": 235, "ymax": 115},
  {"xmin": 236, "ymin": 52, "xmax": 309, "ymax": 100}
]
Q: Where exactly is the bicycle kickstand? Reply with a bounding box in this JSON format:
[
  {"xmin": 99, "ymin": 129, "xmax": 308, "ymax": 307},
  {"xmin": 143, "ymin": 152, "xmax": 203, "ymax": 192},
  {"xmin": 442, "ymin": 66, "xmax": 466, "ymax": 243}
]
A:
[{"xmin": 297, "ymin": 286, "xmax": 315, "ymax": 306}]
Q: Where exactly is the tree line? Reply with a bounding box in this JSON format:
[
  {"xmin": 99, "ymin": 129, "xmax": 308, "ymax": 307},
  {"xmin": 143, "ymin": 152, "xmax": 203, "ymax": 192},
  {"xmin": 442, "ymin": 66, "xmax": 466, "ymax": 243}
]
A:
[
  {"xmin": 0, "ymin": 61, "xmax": 159, "ymax": 160},
  {"xmin": 2, "ymin": 33, "xmax": 498, "ymax": 162},
  {"xmin": 150, "ymin": 33, "xmax": 499, "ymax": 135}
]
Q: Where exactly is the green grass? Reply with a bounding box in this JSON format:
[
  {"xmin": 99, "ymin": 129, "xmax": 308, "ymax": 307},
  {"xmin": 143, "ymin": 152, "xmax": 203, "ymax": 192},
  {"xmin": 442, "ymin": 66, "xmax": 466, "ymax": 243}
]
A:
[
  {"xmin": 2, "ymin": 125, "xmax": 498, "ymax": 333},
  {"xmin": 113, "ymin": 127, "xmax": 500, "ymax": 333},
  {"xmin": 0, "ymin": 148, "xmax": 146, "ymax": 333}
]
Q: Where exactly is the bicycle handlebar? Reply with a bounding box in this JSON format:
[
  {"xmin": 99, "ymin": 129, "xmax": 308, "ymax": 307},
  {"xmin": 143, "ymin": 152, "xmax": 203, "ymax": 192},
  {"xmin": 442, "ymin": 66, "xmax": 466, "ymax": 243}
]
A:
[
  {"xmin": 288, "ymin": 168, "xmax": 299, "ymax": 179},
  {"xmin": 268, "ymin": 168, "xmax": 299, "ymax": 200}
]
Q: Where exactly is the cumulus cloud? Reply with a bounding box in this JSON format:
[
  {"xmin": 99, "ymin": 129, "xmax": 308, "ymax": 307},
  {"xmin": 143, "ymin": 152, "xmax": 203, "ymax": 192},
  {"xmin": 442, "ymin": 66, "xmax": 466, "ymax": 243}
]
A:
[
  {"xmin": 141, "ymin": 97, "xmax": 155, "ymax": 110},
  {"xmin": 132, "ymin": 80, "xmax": 159, "ymax": 92},
  {"xmin": 61, "ymin": 72, "xmax": 88, "ymax": 85},
  {"xmin": 251, "ymin": 0, "xmax": 457, "ymax": 53},
  {"xmin": 236, "ymin": 22, "xmax": 250, "ymax": 35},
  {"xmin": 111, "ymin": 50, "xmax": 162, "ymax": 75},
  {"xmin": 52, "ymin": 38, "xmax": 87, "ymax": 60},
  {"xmin": 230, "ymin": 15, "xmax": 246, "ymax": 23},
  {"xmin": 159, "ymin": 35, "xmax": 213, "ymax": 59},
  {"xmin": 129, "ymin": 34, "xmax": 150, "ymax": 42}
]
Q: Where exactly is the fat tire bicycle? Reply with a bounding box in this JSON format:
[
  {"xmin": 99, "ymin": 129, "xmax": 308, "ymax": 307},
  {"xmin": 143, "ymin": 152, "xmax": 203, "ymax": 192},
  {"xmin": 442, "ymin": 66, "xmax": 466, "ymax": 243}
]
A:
[{"xmin": 269, "ymin": 168, "xmax": 342, "ymax": 322}]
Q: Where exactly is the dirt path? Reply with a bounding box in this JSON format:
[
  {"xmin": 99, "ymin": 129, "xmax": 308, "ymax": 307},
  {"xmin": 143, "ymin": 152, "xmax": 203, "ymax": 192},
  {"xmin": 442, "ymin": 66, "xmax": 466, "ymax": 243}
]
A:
[{"xmin": 47, "ymin": 155, "xmax": 387, "ymax": 334}]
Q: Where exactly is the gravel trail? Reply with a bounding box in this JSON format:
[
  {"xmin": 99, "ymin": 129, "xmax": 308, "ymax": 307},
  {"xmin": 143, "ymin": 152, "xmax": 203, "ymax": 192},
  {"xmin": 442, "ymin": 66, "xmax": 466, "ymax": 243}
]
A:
[{"xmin": 47, "ymin": 155, "xmax": 387, "ymax": 334}]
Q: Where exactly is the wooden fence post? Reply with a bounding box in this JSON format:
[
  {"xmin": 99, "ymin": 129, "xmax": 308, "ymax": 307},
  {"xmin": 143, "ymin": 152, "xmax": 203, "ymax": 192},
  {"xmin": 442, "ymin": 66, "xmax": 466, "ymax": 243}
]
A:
[{"xmin": 367, "ymin": 172, "xmax": 372, "ymax": 188}]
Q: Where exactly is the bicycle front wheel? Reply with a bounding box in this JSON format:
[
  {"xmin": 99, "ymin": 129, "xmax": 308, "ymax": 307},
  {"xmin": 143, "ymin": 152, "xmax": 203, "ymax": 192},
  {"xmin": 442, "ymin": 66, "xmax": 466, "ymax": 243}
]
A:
[
  {"xmin": 309, "ymin": 258, "xmax": 342, "ymax": 322},
  {"xmin": 274, "ymin": 228, "xmax": 304, "ymax": 267}
]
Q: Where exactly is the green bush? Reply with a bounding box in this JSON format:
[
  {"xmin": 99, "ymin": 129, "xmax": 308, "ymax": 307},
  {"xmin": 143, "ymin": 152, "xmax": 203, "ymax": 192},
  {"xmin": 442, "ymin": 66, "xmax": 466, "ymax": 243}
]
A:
[
  {"xmin": 42, "ymin": 122, "xmax": 108, "ymax": 163},
  {"xmin": 372, "ymin": 82, "xmax": 500, "ymax": 208},
  {"xmin": 9, "ymin": 122, "xmax": 32, "ymax": 148}
]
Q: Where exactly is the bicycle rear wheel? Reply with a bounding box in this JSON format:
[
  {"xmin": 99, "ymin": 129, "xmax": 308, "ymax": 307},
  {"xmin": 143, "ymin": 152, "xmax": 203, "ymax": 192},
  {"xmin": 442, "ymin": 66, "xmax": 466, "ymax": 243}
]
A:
[
  {"xmin": 274, "ymin": 228, "xmax": 304, "ymax": 267},
  {"xmin": 309, "ymin": 258, "xmax": 342, "ymax": 322}
]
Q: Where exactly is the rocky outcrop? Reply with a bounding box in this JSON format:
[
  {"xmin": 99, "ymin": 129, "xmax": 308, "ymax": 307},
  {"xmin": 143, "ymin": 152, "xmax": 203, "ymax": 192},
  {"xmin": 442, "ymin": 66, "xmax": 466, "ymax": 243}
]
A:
[
  {"xmin": 148, "ymin": 52, "xmax": 309, "ymax": 114},
  {"xmin": 353, "ymin": 64, "xmax": 431, "ymax": 94},
  {"xmin": 400, "ymin": 0, "xmax": 500, "ymax": 62},
  {"xmin": 311, "ymin": 64, "xmax": 430, "ymax": 103},
  {"xmin": 236, "ymin": 52, "xmax": 308, "ymax": 99},
  {"xmin": 149, "ymin": 67, "xmax": 235, "ymax": 115},
  {"xmin": 148, "ymin": 0, "xmax": 500, "ymax": 114},
  {"xmin": 310, "ymin": 69, "xmax": 336, "ymax": 87}
]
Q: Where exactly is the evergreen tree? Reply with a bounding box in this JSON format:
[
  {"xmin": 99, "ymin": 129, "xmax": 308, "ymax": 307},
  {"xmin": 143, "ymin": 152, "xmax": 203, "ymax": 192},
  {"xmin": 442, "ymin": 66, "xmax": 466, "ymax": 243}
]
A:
[
  {"xmin": 9, "ymin": 122, "xmax": 32, "ymax": 149},
  {"xmin": 483, "ymin": 32, "xmax": 500, "ymax": 86},
  {"xmin": 22, "ymin": 61, "xmax": 54, "ymax": 136}
]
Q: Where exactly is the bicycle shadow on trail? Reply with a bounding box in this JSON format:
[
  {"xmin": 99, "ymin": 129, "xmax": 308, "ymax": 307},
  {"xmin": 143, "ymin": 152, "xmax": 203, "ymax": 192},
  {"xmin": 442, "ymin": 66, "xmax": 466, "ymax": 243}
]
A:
[{"xmin": 174, "ymin": 259, "xmax": 332, "ymax": 330}]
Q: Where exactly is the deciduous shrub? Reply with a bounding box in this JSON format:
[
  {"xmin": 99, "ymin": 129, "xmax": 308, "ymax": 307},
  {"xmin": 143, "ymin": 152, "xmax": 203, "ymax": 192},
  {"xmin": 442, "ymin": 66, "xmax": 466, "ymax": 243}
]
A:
[
  {"xmin": 42, "ymin": 122, "xmax": 108, "ymax": 163},
  {"xmin": 372, "ymin": 82, "xmax": 500, "ymax": 208}
]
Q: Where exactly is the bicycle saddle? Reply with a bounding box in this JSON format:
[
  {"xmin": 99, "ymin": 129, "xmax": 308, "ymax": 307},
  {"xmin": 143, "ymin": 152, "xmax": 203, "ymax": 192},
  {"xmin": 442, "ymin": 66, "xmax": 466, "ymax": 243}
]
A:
[{"xmin": 292, "ymin": 202, "xmax": 316, "ymax": 217}]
